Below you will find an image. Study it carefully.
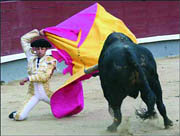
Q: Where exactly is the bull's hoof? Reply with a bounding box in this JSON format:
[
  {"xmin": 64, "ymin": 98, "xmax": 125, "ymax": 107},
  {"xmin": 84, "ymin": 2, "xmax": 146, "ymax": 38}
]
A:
[
  {"xmin": 135, "ymin": 108, "xmax": 157, "ymax": 120},
  {"xmin": 164, "ymin": 119, "xmax": 173, "ymax": 129},
  {"xmin": 107, "ymin": 125, "xmax": 117, "ymax": 132}
]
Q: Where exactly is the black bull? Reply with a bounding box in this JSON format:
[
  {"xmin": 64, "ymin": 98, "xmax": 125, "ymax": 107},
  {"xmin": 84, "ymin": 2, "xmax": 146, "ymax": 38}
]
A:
[{"xmin": 85, "ymin": 32, "xmax": 173, "ymax": 132}]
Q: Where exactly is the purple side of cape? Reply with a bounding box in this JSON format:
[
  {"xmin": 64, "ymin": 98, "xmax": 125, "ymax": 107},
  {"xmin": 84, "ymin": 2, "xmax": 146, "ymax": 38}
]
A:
[{"xmin": 45, "ymin": 3, "xmax": 97, "ymax": 47}]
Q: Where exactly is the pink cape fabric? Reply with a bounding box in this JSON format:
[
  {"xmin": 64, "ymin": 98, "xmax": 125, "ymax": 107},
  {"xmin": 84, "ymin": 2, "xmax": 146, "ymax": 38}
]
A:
[
  {"xmin": 46, "ymin": 3, "xmax": 98, "ymax": 118},
  {"xmin": 45, "ymin": 2, "xmax": 97, "ymax": 48},
  {"xmin": 50, "ymin": 65, "xmax": 94, "ymax": 118},
  {"xmin": 50, "ymin": 81, "xmax": 84, "ymax": 117},
  {"xmin": 50, "ymin": 49, "xmax": 95, "ymax": 118}
]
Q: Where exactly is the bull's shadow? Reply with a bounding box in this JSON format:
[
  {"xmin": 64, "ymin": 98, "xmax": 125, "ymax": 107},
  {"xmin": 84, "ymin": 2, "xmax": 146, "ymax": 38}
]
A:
[{"xmin": 85, "ymin": 32, "xmax": 173, "ymax": 132}]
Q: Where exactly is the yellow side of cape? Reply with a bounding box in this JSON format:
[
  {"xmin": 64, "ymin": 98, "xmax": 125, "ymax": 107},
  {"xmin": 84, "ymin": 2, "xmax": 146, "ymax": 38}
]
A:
[{"xmin": 45, "ymin": 3, "xmax": 137, "ymax": 88}]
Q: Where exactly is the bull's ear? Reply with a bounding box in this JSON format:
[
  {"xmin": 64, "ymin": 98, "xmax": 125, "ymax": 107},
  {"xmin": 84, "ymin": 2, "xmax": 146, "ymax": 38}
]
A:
[
  {"xmin": 126, "ymin": 36, "xmax": 135, "ymax": 43},
  {"xmin": 103, "ymin": 33, "xmax": 117, "ymax": 46},
  {"xmin": 120, "ymin": 33, "xmax": 134, "ymax": 43}
]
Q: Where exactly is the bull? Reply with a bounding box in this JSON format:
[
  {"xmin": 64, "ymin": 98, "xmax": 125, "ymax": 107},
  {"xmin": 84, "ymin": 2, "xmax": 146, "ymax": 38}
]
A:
[{"xmin": 85, "ymin": 32, "xmax": 173, "ymax": 132}]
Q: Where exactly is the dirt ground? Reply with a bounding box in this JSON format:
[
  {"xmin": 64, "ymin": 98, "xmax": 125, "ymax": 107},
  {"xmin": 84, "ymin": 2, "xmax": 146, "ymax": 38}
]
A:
[{"xmin": 1, "ymin": 57, "xmax": 179, "ymax": 136}]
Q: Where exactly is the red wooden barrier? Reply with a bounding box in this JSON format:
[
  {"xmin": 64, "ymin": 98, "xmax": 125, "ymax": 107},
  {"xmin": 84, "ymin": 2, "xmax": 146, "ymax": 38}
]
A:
[{"xmin": 1, "ymin": 1, "xmax": 179, "ymax": 56}]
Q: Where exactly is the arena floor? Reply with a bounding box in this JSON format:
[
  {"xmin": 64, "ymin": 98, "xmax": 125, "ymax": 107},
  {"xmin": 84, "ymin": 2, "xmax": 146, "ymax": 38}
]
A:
[{"xmin": 1, "ymin": 57, "xmax": 179, "ymax": 136}]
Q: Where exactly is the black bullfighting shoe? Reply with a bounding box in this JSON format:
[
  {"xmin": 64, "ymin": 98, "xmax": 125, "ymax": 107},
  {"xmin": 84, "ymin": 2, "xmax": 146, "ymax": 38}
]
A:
[{"xmin": 8, "ymin": 111, "xmax": 16, "ymax": 119}]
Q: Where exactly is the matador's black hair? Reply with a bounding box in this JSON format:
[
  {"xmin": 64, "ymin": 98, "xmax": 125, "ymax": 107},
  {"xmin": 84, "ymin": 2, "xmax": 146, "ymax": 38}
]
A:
[{"xmin": 31, "ymin": 39, "xmax": 52, "ymax": 48}]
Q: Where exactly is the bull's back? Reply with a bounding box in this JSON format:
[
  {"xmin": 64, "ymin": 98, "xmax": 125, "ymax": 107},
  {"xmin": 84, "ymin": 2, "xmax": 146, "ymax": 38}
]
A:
[{"xmin": 99, "ymin": 43, "xmax": 157, "ymax": 87}]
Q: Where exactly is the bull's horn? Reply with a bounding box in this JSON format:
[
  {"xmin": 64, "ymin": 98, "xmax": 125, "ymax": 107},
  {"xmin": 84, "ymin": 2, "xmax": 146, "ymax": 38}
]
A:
[{"xmin": 84, "ymin": 64, "xmax": 98, "ymax": 74}]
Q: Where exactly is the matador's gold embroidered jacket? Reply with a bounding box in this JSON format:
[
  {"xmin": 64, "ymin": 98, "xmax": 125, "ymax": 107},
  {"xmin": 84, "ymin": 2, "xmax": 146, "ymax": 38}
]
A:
[{"xmin": 21, "ymin": 29, "xmax": 56, "ymax": 98}]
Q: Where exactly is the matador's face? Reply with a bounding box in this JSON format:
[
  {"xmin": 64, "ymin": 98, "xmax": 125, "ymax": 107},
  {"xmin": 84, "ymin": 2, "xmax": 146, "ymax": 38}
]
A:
[{"xmin": 34, "ymin": 47, "xmax": 47, "ymax": 58}]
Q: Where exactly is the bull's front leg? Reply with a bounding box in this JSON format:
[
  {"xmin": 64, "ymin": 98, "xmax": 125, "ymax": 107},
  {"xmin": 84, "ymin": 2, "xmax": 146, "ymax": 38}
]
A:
[{"xmin": 107, "ymin": 106, "xmax": 122, "ymax": 132}]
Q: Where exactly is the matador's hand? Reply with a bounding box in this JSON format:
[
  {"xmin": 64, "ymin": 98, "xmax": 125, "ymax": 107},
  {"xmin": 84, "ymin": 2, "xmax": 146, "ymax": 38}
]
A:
[
  {"xmin": 19, "ymin": 77, "xmax": 29, "ymax": 86},
  {"xmin": 39, "ymin": 29, "xmax": 44, "ymax": 36}
]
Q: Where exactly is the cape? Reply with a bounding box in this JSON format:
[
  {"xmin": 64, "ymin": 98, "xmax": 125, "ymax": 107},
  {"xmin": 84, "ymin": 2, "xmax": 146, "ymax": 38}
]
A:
[{"xmin": 44, "ymin": 2, "xmax": 137, "ymax": 118}]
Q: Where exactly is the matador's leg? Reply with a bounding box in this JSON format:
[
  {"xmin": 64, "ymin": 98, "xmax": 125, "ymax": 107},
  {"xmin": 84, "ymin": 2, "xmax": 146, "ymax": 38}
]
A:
[{"xmin": 10, "ymin": 94, "xmax": 39, "ymax": 121}]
